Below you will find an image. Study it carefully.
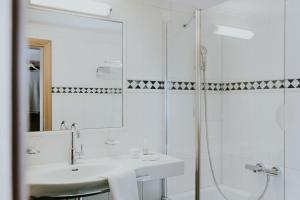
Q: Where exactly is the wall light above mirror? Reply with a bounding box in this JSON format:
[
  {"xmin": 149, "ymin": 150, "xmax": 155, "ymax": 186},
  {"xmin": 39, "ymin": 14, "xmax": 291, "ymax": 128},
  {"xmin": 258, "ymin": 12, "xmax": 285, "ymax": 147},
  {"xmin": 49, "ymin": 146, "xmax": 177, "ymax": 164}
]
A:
[{"xmin": 26, "ymin": 5, "xmax": 124, "ymax": 132}]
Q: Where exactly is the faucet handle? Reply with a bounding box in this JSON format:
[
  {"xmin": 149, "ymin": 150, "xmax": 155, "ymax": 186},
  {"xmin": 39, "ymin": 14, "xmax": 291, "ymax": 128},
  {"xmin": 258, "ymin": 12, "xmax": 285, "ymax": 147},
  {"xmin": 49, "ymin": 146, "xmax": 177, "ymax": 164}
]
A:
[
  {"xmin": 60, "ymin": 120, "xmax": 69, "ymax": 130},
  {"xmin": 71, "ymin": 123, "xmax": 79, "ymax": 131}
]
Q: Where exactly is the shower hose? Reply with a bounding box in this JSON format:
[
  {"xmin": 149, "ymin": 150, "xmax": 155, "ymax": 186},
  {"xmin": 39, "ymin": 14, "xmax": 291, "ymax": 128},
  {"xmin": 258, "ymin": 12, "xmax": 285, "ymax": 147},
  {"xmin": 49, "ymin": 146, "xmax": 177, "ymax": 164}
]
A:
[{"xmin": 201, "ymin": 69, "xmax": 270, "ymax": 200}]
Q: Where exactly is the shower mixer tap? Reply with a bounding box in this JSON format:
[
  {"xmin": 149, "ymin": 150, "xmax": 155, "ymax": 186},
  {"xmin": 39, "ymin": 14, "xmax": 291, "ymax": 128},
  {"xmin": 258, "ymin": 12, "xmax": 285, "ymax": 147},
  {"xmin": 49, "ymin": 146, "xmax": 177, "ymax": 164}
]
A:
[{"xmin": 245, "ymin": 163, "xmax": 280, "ymax": 176}]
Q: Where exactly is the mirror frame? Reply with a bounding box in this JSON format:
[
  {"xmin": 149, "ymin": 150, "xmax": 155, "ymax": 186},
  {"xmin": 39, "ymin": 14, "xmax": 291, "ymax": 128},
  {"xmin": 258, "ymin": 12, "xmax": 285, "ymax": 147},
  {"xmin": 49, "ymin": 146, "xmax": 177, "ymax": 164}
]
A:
[{"xmin": 28, "ymin": 38, "xmax": 52, "ymax": 131}]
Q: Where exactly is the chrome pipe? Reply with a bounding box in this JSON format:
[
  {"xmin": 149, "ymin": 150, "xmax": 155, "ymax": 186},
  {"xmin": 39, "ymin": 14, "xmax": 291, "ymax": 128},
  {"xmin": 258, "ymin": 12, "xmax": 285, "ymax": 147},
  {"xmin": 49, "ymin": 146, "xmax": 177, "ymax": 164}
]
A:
[
  {"xmin": 183, "ymin": 11, "xmax": 195, "ymax": 28},
  {"xmin": 195, "ymin": 8, "xmax": 202, "ymax": 200}
]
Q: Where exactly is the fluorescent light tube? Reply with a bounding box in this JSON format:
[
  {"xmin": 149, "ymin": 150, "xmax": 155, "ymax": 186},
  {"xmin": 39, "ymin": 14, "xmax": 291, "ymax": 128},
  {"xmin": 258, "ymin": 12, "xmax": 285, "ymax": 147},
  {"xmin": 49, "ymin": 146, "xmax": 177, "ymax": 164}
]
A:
[
  {"xmin": 213, "ymin": 25, "xmax": 254, "ymax": 40},
  {"xmin": 30, "ymin": 0, "xmax": 112, "ymax": 17}
]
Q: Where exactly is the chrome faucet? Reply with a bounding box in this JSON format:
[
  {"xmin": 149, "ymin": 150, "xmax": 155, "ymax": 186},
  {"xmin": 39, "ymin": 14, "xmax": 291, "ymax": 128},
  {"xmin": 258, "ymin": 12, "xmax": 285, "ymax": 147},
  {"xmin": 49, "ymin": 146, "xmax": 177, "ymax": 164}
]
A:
[{"xmin": 69, "ymin": 123, "xmax": 82, "ymax": 165}]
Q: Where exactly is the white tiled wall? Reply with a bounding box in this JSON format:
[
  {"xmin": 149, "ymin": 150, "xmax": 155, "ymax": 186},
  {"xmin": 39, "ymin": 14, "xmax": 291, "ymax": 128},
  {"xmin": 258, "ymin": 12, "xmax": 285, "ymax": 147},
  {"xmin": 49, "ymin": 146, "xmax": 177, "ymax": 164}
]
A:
[
  {"xmin": 221, "ymin": 90, "xmax": 284, "ymax": 199},
  {"xmin": 285, "ymin": 0, "xmax": 300, "ymax": 199},
  {"xmin": 52, "ymin": 94, "xmax": 122, "ymax": 130}
]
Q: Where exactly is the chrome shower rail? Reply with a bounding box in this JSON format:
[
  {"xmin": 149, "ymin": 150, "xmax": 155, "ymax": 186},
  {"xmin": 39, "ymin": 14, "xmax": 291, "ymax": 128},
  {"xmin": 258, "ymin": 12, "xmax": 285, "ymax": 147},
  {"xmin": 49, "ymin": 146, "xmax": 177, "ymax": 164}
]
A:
[{"xmin": 195, "ymin": 8, "xmax": 202, "ymax": 200}]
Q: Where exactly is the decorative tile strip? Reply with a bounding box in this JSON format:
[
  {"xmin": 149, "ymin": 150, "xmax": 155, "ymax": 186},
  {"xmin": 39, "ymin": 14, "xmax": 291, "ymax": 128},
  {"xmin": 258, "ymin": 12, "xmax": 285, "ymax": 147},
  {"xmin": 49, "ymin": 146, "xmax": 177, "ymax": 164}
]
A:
[
  {"xmin": 52, "ymin": 79, "xmax": 300, "ymax": 95},
  {"xmin": 201, "ymin": 83, "xmax": 224, "ymax": 91},
  {"xmin": 168, "ymin": 81, "xmax": 196, "ymax": 90},
  {"xmin": 222, "ymin": 79, "xmax": 285, "ymax": 91},
  {"xmin": 52, "ymin": 87, "xmax": 122, "ymax": 94},
  {"xmin": 127, "ymin": 80, "xmax": 164, "ymax": 90},
  {"xmin": 201, "ymin": 78, "xmax": 300, "ymax": 91},
  {"xmin": 285, "ymin": 79, "xmax": 300, "ymax": 88},
  {"xmin": 127, "ymin": 80, "xmax": 196, "ymax": 90},
  {"xmin": 189, "ymin": 78, "xmax": 298, "ymax": 91}
]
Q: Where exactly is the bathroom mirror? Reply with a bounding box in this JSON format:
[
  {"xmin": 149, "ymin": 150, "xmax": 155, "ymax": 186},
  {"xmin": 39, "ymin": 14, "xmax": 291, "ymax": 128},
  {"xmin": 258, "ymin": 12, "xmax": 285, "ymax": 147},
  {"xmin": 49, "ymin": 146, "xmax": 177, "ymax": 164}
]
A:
[{"xmin": 26, "ymin": 8, "xmax": 124, "ymax": 132}]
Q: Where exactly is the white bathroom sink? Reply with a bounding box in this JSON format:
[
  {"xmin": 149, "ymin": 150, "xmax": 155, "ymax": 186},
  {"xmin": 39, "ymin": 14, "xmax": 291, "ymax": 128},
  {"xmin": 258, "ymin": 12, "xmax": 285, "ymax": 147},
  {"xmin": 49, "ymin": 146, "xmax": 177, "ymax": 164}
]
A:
[
  {"xmin": 27, "ymin": 154, "xmax": 184, "ymax": 198},
  {"xmin": 28, "ymin": 163, "xmax": 116, "ymax": 198}
]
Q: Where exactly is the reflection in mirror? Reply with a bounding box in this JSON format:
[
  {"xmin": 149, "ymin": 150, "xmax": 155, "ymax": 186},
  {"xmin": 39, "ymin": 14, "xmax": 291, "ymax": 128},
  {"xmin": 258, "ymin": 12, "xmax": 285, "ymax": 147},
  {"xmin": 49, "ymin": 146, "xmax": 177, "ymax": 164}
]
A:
[
  {"xmin": 27, "ymin": 8, "xmax": 123, "ymax": 132},
  {"xmin": 27, "ymin": 38, "xmax": 52, "ymax": 132},
  {"xmin": 28, "ymin": 48, "xmax": 42, "ymax": 131}
]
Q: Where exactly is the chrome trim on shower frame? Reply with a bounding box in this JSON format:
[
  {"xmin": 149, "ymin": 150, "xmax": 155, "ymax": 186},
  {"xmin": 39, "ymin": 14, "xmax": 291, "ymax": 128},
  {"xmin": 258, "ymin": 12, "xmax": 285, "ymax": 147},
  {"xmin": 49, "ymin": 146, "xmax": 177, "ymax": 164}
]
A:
[
  {"xmin": 195, "ymin": 8, "xmax": 202, "ymax": 200},
  {"xmin": 161, "ymin": 18, "xmax": 169, "ymax": 200}
]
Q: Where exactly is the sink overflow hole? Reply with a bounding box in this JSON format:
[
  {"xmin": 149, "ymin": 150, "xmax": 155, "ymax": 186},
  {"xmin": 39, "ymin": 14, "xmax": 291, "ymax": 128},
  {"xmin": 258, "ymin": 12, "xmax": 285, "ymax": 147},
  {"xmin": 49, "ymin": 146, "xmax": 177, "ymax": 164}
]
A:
[{"xmin": 72, "ymin": 168, "xmax": 79, "ymax": 172}]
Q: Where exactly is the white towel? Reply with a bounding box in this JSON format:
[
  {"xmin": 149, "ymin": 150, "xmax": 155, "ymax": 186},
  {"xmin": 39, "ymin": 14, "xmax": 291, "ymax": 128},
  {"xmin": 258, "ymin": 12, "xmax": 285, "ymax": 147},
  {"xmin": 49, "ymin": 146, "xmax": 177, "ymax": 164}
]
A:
[{"xmin": 108, "ymin": 168, "xmax": 139, "ymax": 200}]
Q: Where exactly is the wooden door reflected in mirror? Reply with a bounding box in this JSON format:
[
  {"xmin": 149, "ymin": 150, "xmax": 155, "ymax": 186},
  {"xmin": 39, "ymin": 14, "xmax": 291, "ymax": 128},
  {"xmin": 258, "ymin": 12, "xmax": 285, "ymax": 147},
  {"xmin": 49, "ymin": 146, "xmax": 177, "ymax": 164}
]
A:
[{"xmin": 27, "ymin": 38, "xmax": 52, "ymax": 131}]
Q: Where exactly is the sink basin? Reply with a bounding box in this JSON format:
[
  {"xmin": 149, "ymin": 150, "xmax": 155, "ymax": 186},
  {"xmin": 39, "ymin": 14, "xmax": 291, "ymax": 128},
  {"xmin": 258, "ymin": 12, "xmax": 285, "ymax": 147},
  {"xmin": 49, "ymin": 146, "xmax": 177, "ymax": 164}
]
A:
[{"xmin": 28, "ymin": 163, "xmax": 116, "ymax": 198}]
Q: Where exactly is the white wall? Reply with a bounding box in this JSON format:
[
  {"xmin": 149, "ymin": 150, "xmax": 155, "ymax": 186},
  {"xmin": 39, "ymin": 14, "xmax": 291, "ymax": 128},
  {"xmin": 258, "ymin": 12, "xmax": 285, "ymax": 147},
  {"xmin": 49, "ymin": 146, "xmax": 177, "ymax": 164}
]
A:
[
  {"xmin": 285, "ymin": 0, "xmax": 300, "ymax": 199},
  {"xmin": 0, "ymin": 0, "xmax": 12, "ymax": 199}
]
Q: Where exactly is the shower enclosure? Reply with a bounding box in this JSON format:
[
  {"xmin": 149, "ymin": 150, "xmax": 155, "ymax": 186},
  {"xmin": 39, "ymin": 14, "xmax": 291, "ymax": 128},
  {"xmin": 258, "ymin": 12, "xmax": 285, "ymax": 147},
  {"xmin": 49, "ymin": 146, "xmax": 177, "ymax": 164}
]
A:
[{"xmin": 165, "ymin": 0, "xmax": 285, "ymax": 200}]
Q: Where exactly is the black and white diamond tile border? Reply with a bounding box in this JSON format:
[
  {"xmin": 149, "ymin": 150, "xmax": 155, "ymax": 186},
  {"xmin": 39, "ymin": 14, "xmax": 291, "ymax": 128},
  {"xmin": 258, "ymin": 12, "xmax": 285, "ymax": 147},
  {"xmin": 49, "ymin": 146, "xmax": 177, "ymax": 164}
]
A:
[
  {"xmin": 52, "ymin": 79, "xmax": 300, "ymax": 94},
  {"xmin": 285, "ymin": 79, "xmax": 300, "ymax": 88},
  {"xmin": 169, "ymin": 81, "xmax": 196, "ymax": 90},
  {"xmin": 127, "ymin": 80, "xmax": 196, "ymax": 90},
  {"xmin": 202, "ymin": 79, "xmax": 300, "ymax": 91},
  {"xmin": 126, "ymin": 79, "xmax": 288, "ymax": 91},
  {"xmin": 201, "ymin": 83, "xmax": 224, "ymax": 91},
  {"xmin": 127, "ymin": 80, "xmax": 165, "ymax": 90},
  {"xmin": 222, "ymin": 79, "xmax": 285, "ymax": 91},
  {"xmin": 52, "ymin": 87, "xmax": 122, "ymax": 94}
]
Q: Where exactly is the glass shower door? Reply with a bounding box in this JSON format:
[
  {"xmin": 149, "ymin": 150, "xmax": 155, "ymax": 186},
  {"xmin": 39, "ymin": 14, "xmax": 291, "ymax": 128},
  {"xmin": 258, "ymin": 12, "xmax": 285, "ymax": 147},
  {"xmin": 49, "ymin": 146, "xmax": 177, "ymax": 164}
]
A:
[
  {"xmin": 164, "ymin": 8, "xmax": 197, "ymax": 200},
  {"xmin": 200, "ymin": 0, "xmax": 285, "ymax": 199},
  {"xmin": 165, "ymin": 0, "xmax": 285, "ymax": 200}
]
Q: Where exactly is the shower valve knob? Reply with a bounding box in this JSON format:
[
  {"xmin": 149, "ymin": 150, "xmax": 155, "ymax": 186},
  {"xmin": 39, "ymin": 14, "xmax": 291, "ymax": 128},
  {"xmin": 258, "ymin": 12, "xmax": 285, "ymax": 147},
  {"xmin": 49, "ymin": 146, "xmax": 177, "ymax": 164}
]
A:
[{"xmin": 245, "ymin": 163, "xmax": 264, "ymax": 173}]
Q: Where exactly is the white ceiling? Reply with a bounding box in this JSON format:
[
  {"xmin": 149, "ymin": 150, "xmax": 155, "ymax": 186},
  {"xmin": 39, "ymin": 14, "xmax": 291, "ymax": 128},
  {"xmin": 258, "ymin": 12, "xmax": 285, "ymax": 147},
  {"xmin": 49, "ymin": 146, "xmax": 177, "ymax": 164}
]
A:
[{"xmin": 170, "ymin": 0, "xmax": 228, "ymax": 9}]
